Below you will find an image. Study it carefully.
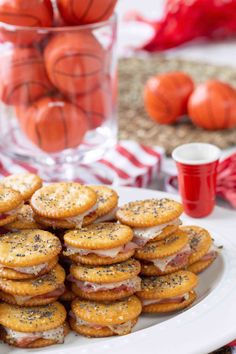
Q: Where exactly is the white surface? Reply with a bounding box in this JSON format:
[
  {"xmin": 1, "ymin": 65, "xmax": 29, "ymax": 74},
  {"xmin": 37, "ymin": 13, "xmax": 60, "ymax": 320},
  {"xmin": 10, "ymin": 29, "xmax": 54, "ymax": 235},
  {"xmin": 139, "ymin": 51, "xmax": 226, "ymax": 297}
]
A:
[
  {"xmin": 117, "ymin": 0, "xmax": 236, "ymax": 67},
  {"xmin": 2, "ymin": 187, "xmax": 236, "ymax": 354},
  {"xmin": 172, "ymin": 143, "xmax": 221, "ymax": 165}
]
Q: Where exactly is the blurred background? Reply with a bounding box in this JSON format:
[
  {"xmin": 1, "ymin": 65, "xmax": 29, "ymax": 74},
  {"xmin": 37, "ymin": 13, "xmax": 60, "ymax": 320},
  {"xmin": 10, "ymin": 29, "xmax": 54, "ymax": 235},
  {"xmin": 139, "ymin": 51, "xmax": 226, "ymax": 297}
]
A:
[
  {"xmin": 0, "ymin": 0, "xmax": 235, "ymax": 207},
  {"xmin": 116, "ymin": 0, "xmax": 236, "ymax": 66}
]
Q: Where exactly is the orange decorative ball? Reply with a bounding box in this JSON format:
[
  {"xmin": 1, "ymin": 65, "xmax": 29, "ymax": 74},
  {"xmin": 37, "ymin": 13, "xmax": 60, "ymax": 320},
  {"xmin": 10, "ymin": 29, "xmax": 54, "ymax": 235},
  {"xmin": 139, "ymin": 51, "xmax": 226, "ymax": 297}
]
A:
[
  {"xmin": 0, "ymin": 47, "xmax": 53, "ymax": 106},
  {"xmin": 57, "ymin": 0, "xmax": 117, "ymax": 25},
  {"xmin": 44, "ymin": 31, "xmax": 105, "ymax": 96},
  {"xmin": 144, "ymin": 72, "xmax": 194, "ymax": 125},
  {"xmin": 0, "ymin": 0, "xmax": 53, "ymax": 45},
  {"xmin": 17, "ymin": 97, "xmax": 89, "ymax": 153},
  {"xmin": 188, "ymin": 80, "xmax": 236, "ymax": 130},
  {"xmin": 71, "ymin": 79, "xmax": 112, "ymax": 129}
]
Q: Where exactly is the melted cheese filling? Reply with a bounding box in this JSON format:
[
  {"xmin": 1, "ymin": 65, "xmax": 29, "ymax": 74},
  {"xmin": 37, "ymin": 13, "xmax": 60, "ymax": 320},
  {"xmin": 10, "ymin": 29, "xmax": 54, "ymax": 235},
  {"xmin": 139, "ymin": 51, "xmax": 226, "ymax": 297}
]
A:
[
  {"xmin": 151, "ymin": 244, "xmax": 191, "ymax": 272},
  {"xmin": 142, "ymin": 293, "xmax": 190, "ymax": 306},
  {"xmin": 0, "ymin": 262, "xmax": 48, "ymax": 275},
  {"xmin": 133, "ymin": 218, "xmax": 181, "ymax": 242},
  {"xmin": 12, "ymin": 295, "xmax": 32, "ymax": 305},
  {"xmin": 4, "ymin": 325, "xmax": 65, "ymax": 344},
  {"xmin": 39, "ymin": 204, "xmax": 98, "ymax": 228},
  {"xmin": 74, "ymin": 276, "xmax": 141, "ymax": 293},
  {"xmin": 74, "ymin": 315, "xmax": 133, "ymax": 335},
  {"xmin": 94, "ymin": 207, "xmax": 118, "ymax": 223},
  {"xmin": 64, "ymin": 203, "xmax": 98, "ymax": 228},
  {"xmin": 64, "ymin": 242, "xmax": 135, "ymax": 258},
  {"xmin": 12, "ymin": 285, "xmax": 65, "ymax": 305}
]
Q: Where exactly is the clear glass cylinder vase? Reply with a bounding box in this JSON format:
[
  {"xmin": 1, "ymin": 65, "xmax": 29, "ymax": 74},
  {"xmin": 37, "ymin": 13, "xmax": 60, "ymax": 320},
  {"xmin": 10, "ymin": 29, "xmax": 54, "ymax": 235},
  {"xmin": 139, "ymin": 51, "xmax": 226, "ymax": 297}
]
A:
[{"xmin": 0, "ymin": 15, "xmax": 118, "ymax": 181}]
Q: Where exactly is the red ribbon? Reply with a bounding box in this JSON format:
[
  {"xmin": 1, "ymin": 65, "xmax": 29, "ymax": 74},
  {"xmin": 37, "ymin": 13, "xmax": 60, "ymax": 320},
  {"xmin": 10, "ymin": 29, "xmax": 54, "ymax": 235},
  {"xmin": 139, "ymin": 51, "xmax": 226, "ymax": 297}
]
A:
[{"xmin": 125, "ymin": 0, "xmax": 236, "ymax": 51}]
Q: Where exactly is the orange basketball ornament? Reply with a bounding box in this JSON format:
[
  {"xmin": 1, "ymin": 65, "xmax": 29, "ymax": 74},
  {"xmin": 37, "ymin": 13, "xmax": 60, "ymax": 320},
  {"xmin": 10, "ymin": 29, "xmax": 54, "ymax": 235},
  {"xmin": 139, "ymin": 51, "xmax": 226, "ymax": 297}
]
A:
[
  {"xmin": 144, "ymin": 72, "xmax": 194, "ymax": 124},
  {"xmin": 188, "ymin": 80, "xmax": 236, "ymax": 130},
  {"xmin": 44, "ymin": 31, "xmax": 105, "ymax": 96},
  {"xmin": 0, "ymin": 0, "xmax": 53, "ymax": 45},
  {"xmin": 70, "ymin": 79, "xmax": 112, "ymax": 129},
  {"xmin": 17, "ymin": 97, "xmax": 89, "ymax": 153},
  {"xmin": 0, "ymin": 47, "xmax": 53, "ymax": 106},
  {"xmin": 57, "ymin": 0, "xmax": 117, "ymax": 25}
]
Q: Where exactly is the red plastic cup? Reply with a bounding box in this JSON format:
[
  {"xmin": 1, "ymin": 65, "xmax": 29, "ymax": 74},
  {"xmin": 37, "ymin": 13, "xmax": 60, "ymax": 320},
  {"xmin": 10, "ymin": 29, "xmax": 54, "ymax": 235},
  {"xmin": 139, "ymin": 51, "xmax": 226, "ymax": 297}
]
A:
[{"xmin": 172, "ymin": 143, "xmax": 221, "ymax": 218}]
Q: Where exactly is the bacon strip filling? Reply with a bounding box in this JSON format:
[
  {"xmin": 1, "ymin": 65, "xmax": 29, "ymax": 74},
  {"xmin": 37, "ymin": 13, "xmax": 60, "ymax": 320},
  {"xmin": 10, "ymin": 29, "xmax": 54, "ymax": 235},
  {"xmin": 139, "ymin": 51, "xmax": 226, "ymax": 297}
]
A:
[
  {"xmin": 71, "ymin": 313, "xmax": 134, "ymax": 335},
  {"xmin": 201, "ymin": 244, "xmax": 219, "ymax": 261},
  {"xmin": 142, "ymin": 293, "xmax": 190, "ymax": 306},
  {"xmin": 3, "ymin": 325, "xmax": 65, "ymax": 347},
  {"xmin": 12, "ymin": 284, "xmax": 65, "ymax": 305},
  {"xmin": 0, "ymin": 262, "xmax": 48, "ymax": 275},
  {"xmin": 151, "ymin": 244, "xmax": 192, "ymax": 272},
  {"xmin": 0, "ymin": 203, "xmax": 24, "ymax": 221},
  {"xmin": 68, "ymin": 275, "xmax": 141, "ymax": 293}
]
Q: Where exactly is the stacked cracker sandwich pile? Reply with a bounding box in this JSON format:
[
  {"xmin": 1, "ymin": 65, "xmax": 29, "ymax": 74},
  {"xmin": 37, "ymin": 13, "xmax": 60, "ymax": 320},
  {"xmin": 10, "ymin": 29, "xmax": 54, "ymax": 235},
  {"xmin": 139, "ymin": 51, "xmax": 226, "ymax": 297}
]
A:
[{"xmin": 0, "ymin": 174, "xmax": 218, "ymax": 348}]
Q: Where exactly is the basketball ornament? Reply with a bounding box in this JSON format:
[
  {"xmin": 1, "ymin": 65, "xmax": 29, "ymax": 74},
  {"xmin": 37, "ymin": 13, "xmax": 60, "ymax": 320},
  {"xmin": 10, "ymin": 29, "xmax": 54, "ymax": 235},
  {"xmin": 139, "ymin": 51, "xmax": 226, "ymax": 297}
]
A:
[
  {"xmin": 188, "ymin": 80, "xmax": 236, "ymax": 130},
  {"xmin": 44, "ymin": 31, "xmax": 105, "ymax": 96},
  {"xmin": 71, "ymin": 80, "xmax": 112, "ymax": 129},
  {"xmin": 144, "ymin": 72, "xmax": 194, "ymax": 125},
  {"xmin": 0, "ymin": 0, "xmax": 54, "ymax": 45},
  {"xmin": 57, "ymin": 0, "xmax": 117, "ymax": 25},
  {"xmin": 0, "ymin": 47, "xmax": 53, "ymax": 106},
  {"xmin": 17, "ymin": 97, "xmax": 89, "ymax": 153}
]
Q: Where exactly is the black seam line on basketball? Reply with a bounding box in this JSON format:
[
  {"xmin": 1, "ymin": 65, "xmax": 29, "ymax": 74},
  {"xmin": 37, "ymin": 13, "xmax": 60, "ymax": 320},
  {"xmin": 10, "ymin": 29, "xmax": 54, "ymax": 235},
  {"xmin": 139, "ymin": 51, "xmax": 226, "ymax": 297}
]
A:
[
  {"xmin": 6, "ymin": 81, "xmax": 50, "ymax": 104},
  {"xmin": 71, "ymin": 0, "xmax": 93, "ymax": 23},
  {"xmin": 149, "ymin": 91, "xmax": 173, "ymax": 116},
  {"xmin": 7, "ymin": 81, "xmax": 49, "ymax": 102},
  {"xmin": 53, "ymin": 53, "xmax": 103, "ymax": 78},
  {"xmin": 95, "ymin": 1, "xmax": 117, "ymax": 23},
  {"xmin": 207, "ymin": 93, "xmax": 216, "ymax": 129},
  {"xmin": 26, "ymin": 82, "xmax": 33, "ymax": 105},
  {"xmin": 33, "ymin": 103, "xmax": 43, "ymax": 148},
  {"xmin": 0, "ymin": 12, "xmax": 41, "ymax": 26},
  {"xmin": 12, "ymin": 59, "xmax": 45, "ymax": 69},
  {"xmin": 166, "ymin": 75, "xmax": 185, "ymax": 91},
  {"xmin": 58, "ymin": 106, "xmax": 68, "ymax": 149},
  {"xmin": 220, "ymin": 86, "xmax": 232, "ymax": 128}
]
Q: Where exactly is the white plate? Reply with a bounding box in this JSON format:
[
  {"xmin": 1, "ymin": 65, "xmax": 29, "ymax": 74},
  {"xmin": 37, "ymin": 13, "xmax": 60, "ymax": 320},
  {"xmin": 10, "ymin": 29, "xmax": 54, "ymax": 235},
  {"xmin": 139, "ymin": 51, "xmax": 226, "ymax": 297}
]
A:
[{"xmin": 1, "ymin": 187, "xmax": 236, "ymax": 354}]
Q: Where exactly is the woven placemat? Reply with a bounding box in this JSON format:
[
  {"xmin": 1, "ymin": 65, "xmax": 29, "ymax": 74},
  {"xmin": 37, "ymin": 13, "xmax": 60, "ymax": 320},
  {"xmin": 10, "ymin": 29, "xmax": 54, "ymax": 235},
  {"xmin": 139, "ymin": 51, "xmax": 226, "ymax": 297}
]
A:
[{"xmin": 118, "ymin": 57, "xmax": 236, "ymax": 155}]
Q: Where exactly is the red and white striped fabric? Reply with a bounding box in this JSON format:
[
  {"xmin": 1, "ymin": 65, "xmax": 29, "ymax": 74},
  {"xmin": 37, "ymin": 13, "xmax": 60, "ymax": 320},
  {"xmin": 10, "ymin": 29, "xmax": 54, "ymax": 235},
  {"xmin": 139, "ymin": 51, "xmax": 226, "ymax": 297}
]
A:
[{"xmin": 0, "ymin": 140, "xmax": 164, "ymax": 187}]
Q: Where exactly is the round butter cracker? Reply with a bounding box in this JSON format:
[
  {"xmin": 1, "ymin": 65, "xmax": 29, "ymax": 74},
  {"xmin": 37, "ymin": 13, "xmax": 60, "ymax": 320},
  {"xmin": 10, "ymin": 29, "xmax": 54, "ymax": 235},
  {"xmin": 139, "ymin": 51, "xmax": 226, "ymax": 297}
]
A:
[
  {"xmin": 181, "ymin": 226, "xmax": 212, "ymax": 265},
  {"xmin": 0, "ymin": 173, "xmax": 42, "ymax": 201},
  {"xmin": 71, "ymin": 296, "xmax": 142, "ymax": 326},
  {"xmin": 31, "ymin": 183, "xmax": 97, "ymax": 219},
  {"xmin": 64, "ymin": 223, "xmax": 133, "ymax": 250},
  {"xmin": 0, "ymin": 230, "xmax": 61, "ymax": 267},
  {"xmin": 142, "ymin": 291, "xmax": 197, "ymax": 313},
  {"xmin": 70, "ymin": 258, "xmax": 141, "ymax": 283},
  {"xmin": 117, "ymin": 199, "xmax": 183, "ymax": 227},
  {"xmin": 0, "ymin": 302, "xmax": 66, "ymax": 332},
  {"xmin": 0, "ymin": 264, "xmax": 65, "ymax": 296},
  {"xmin": 135, "ymin": 230, "xmax": 188, "ymax": 260}
]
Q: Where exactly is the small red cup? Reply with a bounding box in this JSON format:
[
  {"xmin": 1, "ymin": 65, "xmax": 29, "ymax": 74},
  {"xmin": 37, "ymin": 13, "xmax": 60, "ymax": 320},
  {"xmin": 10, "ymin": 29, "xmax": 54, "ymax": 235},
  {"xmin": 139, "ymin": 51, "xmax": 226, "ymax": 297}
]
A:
[{"xmin": 172, "ymin": 143, "xmax": 221, "ymax": 218}]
